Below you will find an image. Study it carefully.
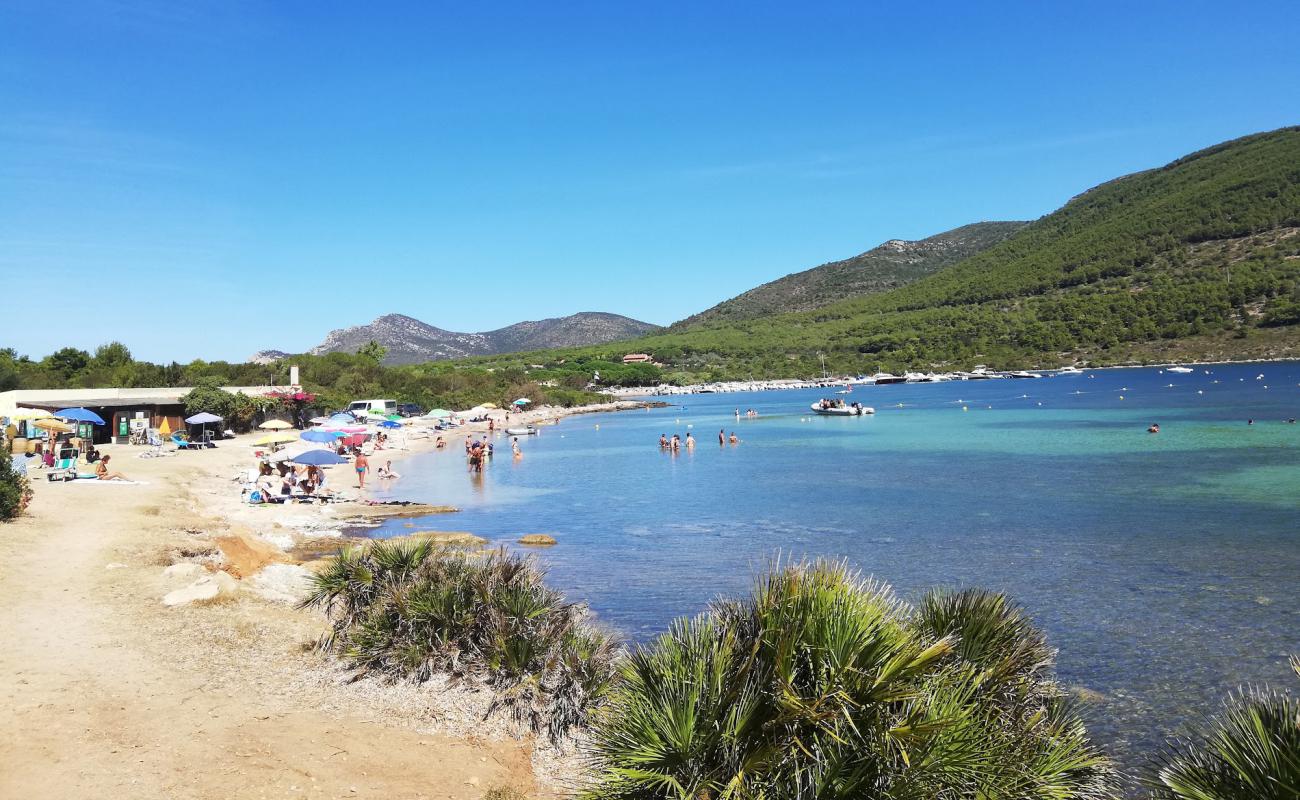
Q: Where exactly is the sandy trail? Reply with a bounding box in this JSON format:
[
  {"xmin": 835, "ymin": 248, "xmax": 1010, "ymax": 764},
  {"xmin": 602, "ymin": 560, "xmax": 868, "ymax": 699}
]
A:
[{"xmin": 0, "ymin": 445, "xmax": 542, "ymax": 799}]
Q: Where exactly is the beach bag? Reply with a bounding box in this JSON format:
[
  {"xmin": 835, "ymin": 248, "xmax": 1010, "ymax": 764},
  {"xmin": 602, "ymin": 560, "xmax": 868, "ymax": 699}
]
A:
[{"xmin": 249, "ymin": 490, "xmax": 263, "ymax": 504}]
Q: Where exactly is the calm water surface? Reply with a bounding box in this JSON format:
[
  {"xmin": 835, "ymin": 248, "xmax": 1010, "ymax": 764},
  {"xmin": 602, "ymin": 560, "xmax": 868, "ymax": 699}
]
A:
[{"xmin": 368, "ymin": 362, "xmax": 1300, "ymax": 772}]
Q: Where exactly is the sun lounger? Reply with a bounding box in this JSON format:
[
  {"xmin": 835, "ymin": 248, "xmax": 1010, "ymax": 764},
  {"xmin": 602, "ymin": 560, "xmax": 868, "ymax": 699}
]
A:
[
  {"xmin": 46, "ymin": 447, "xmax": 79, "ymax": 481},
  {"xmin": 172, "ymin": 434, "xmax": 202, "ymax": 451}
]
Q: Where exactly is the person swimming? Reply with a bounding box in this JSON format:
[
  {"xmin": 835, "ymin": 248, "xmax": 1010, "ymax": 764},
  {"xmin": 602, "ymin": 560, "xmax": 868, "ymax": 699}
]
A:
[
  {"xmin": 729, "ymin": 432, "xmax": 739, "ymax": 444},
  {"xmin": 1148, "ymin": 423, "xmax": 1160, "ymax": 433}
]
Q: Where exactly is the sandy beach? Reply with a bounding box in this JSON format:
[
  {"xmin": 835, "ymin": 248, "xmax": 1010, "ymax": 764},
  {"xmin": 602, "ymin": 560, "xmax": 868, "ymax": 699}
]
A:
[{"xmin": 0, "ymin": 401, "xmax": 646, "ymax": 800}]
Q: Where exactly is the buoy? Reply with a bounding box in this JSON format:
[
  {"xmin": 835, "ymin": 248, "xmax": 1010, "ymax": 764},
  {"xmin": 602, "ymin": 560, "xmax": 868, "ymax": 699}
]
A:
[
  {"xmin": 1119, "ymin": 395, "xmax": 1125, "ymax": 400},
  {"xmin": 962, "ymin": 406, "xmax": 968, "ymax": 411},
  {"xmin": 1197, "ymin": 390, "xmax": 1203, "ymax": 395},
  {"xmin": 595, "ymin": 424, "xmax": 600, "ymax": 430},
  {"xmin": 1037, "ymin": 402, "xmax": 1042, "ymax": 406},
  {"xmin": 687, "ymin": 423, "xmax": 693, "ymax": 428}
]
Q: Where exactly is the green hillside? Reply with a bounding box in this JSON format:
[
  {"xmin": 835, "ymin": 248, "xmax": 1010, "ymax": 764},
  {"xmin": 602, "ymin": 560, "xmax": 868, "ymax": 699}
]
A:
[
  {"xmin": 465, "ymin": 126, "xmax": 1300, "ymax": 380},
  {"xmin": 673, "ymin": 221, "xmax": 1027, "ymax": 328}
]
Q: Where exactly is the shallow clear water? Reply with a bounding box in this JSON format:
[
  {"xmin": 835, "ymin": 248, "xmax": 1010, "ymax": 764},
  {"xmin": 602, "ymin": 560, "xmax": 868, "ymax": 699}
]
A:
[{"xmin": 367, "ymin": 362, "xmax": 1300, "ymax": 771}]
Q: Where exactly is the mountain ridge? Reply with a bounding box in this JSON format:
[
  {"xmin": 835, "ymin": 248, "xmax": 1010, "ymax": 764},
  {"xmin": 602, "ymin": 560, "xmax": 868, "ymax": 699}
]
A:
[
  {"xmin": 673, "ymin": 221, "xmax": 1027, "ymax": 329},
  {"xmin": 252, "ymin": 311, "xmax": 660, "ymax": 365}
]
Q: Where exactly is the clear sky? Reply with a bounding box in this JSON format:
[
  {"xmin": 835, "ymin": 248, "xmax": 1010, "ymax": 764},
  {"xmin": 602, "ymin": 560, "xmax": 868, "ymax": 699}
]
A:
[{"xmin": 3, "ymin": 1, "xmax": 1297, "ymax": 363}]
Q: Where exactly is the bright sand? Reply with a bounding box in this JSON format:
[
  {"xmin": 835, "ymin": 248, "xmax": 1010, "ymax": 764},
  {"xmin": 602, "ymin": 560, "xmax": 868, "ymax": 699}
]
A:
[{"xmin": 0, "ymin": 401, "xmax": 642, "ymax": 800}]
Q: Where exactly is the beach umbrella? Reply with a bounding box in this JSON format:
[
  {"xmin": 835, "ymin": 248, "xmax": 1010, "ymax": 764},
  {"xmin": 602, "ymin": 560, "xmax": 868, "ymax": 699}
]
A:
[
  {"xmin": 288, "ymin": 449, "xmax": 349, "ymax": 466},
  {"xmin": 184, "ymin": 411, "xmax": 223, "ymax": 444},
  {"xmin": 378, "ymin": 420, "xmax": 402, "ymax": 429},
  {"xmin": 301, "ymin": 429, "xmax": 344, "ymax": 443},
  {"xmin": 56, "ymin": 407, "xmax": 106, "ymax": 425},
  {"xmin": 479, "ymin": 402, "xmax": 498, "ymax": 409},
  {"xmin": 328, "ymin": 413, "xmax": 357, "ymax": 424},
  {"xmin": 33, "ymin": 418, "xmax": 74, "ymax": 433},
  {"xmin": 258, "ymin": 419, "xmax": 293, "ymax": 430},
  {"xmin": 158, "ymin": 418, "xmax": 171, "ymax": 436},
  {"xmin": 322, "ymin": 424, "xmax": 366, "ymax": 433},
  {"xmin": 253, "ymin": 432, "xmax": 299, "ymax": 446},
  {"xmin": 424, "ymin": 408, "xmax": 452, "ymax": 419},
  {"xmin": 513, "ymin": 398, "xmax": 531, "ymax": 406},
  {"xmin": 9, "ymin": 408, "xmax": 51, "ymax": 420}
]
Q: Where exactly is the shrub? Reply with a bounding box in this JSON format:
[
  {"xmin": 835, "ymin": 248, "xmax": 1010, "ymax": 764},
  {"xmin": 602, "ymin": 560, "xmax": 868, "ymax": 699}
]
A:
[
  {"xmin": 0, "ymin": 445, "xmax": 32, "ymax": 521},
  {"xmin": 1144, "ymin": 656, "xmax": 1300, "ymax": 800},
  {"xmin": 301, "ymin": 541, "xmax": 619, "ymax": 741},
  {"xmin": 582, "ymin": 560, "xmax": 1117, "ymax": 799}
]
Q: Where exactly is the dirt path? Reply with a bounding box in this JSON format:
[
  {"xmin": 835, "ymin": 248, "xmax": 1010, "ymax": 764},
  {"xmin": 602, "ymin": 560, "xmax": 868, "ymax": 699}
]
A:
[{"xmin": 0, "ymin": 455, "xmax": 541, "ymax": 800}]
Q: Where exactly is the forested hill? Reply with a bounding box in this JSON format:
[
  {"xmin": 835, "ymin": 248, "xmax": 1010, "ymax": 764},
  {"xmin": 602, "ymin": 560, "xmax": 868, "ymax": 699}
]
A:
[
  {"xmin": 460, "ymin": 126, "xmax": 1300, "ymax": 378},
  {"xmin": 673, "ymin": 221, "xmax": 1026, "ymax": 329}
]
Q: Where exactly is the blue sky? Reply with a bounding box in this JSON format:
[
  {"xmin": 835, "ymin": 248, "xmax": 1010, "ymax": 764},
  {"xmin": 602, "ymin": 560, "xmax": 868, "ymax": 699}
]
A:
[{"xmin": 3, "ymin": 1, "xmax": 1297, "ymax": 363}]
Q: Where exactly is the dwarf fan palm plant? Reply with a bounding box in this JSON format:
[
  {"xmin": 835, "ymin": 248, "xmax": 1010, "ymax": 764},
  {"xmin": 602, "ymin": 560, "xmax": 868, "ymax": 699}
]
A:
[
  {"xmin": 582, "ymin": 561, "xmax": 1117, "ymax": 800},
  {"xmin": 1144, "ymin": 657, "xmax": 1300, "ymax": 800}
]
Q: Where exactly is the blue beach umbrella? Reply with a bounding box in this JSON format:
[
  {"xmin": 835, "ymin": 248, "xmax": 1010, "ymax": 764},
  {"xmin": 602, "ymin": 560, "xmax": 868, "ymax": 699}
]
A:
[
  {"xmin": 55, "ymin": 407, "xmax": 106, "ymax": 425},
  {"xmin": 378, "ymin": 420, "xmax": 402, "ymax": 429},
  {"xmin": 301, "ymin": 429, "xmax": 344, "ymax": 443},
  {"xmin": 288, "ymin": 450, "xmax": 349, "ymax": 466},
  {"xmin": 328, "ymin": 412, "xmax": 357, "ymax": 425}
]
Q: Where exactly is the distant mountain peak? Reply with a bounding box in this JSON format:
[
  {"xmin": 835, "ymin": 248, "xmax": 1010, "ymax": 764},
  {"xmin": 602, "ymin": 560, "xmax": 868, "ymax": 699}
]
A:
[{"xmin": 295, "ymin": 311, "xmax": 659, "ymax": 365}]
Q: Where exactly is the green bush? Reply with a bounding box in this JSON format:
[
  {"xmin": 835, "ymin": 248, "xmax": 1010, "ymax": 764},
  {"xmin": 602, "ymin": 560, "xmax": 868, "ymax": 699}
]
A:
[
  {"xmin": 582, "ymin": 560, "xmax": 1117, "ymax": 799},
  {"xmin": 1144, "ymin": 656, "xmax": 1300, "ymax": 800},
  {"xmin": 301, "ymin": 541, "xmax": 619, "ymax": 742},
  {"xmin": 0, "ymin": 443, "xmax": 32, "ymax": 521}
]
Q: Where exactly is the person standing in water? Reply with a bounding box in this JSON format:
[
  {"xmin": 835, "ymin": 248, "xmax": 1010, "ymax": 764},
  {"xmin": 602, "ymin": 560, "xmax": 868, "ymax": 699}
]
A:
[
  {"xmin": 729, "ymin": 432, "xmax": 739, "ymax": 445},
  {"xmin": 718, "ymin": 429, "xmax": 725, "ymax": 446},
  {"xmin": 355, "ymin": 451, "xmax": 370, "ymax": 488},
  {"xmin": 512, "ymin": 437, "xmax": 522, "ymax": 459},
  {"xmin": 659, "ymin": 434, "xmax": 668, "ymax": 449},
  {"xmin": 685, "ymin": 432, "xmax": 695, "ymax": 449}
]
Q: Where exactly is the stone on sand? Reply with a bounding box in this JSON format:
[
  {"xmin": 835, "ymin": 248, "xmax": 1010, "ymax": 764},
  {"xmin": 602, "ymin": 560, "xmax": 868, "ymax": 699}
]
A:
[
  {"xmin": 249, "ymin": 563, "xmax": 314, "ymax": 605},
  {"xmin": 162, "ymin": 571, "xmax": 240, "ymax": 607},
  {"xmin": 162, "ymin": 562, "xmax": 207, "ymax": 581}
]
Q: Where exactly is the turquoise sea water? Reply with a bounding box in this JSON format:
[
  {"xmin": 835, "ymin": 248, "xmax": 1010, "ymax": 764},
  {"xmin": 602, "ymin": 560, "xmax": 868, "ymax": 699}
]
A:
[{"xmin": 367, "ymin": 361, "xmax": 1300, "ymax": 773}]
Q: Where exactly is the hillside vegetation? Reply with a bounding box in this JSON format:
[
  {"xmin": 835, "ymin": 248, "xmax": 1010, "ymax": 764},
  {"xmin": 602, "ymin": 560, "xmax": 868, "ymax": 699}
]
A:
[
  {"xmin": 674, "ymin": 221, "xmax": 1026, "ymax": 328},
  {"xmin": 462, "ymin": 127, "xmax": 1300, "ymax": 379}
]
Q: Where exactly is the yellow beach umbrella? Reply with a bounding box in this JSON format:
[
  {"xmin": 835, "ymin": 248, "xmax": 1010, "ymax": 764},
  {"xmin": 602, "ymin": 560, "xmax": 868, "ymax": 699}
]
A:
[
  {"xmin": 253, "ymin": 432, "xmax": 299, "ymax": 446},
  {"xmin": 33, "ymin": 418, "xmax": 74, "ymax": 433},
  {"xmin": 480, "ymin": 402, "xmax": 498, "ymax": 409},
  {"xmin": 158, "ymin": 418, "xmax": 172, "ymax": 435},
  {"xmin": 258, "ymin": 419, "xmax": 293, "ymax": 430},
  {"xmin": 10, "ymin": 408, "xmax": 52, "ymax": 420}
]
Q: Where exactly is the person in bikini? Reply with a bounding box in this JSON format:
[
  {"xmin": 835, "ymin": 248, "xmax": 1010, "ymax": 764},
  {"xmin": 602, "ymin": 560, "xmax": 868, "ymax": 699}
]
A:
[{"xmin": 95, "ymin": 454, "xmax": 130, "ymax": 481}]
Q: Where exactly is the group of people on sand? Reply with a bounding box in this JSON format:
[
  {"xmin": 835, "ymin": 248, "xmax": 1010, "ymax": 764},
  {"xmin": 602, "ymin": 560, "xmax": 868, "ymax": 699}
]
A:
[{"xmin": 250, "ymin": 460, "xmax": 333, "ymax": 502}]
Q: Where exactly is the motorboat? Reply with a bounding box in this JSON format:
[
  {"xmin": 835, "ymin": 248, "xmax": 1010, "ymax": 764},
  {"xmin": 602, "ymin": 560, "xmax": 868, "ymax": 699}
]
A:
[
  {"xmin": 1057, "ymin": 366, "xmax": 1083, "ymax": 375},
  {"xmin": 1007, "ymin": 370, "xmax": 1042, "ymax": 379},
  {"xmin": 505, "ymin": 426, "xmax": 538, "ymax": 436},
  {"xmin": 871, "ymin": 372, "xmax": 907, "ymax": 385},
  {"xmin": 811, "ymin": 400, "xmax": 875, "ymax": 416},
  {"xmin": 1166, "ymin": 366, "xmax": 1194, "ymax": 374}
]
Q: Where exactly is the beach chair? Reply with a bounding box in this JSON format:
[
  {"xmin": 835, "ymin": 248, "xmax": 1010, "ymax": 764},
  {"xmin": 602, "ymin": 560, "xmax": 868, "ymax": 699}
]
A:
[
  {"xmin": 172, "ymin": 434, "xmax": 202, "ymax": 451},
  {"xmin": 46, "ymin": 446, "xmax": 79, "ymax": 482}
]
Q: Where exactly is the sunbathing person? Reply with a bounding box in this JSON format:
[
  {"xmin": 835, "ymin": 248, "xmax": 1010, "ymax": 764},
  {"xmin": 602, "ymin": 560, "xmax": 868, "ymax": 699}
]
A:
[{"xmin": 95, "ymin": 455, "xmax": 130, "ymax": 481}]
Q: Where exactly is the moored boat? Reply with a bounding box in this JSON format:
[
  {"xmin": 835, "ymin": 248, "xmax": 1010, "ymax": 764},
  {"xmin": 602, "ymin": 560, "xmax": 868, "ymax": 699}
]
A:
[
  {"xmin": 810, "ymin": 400, "xmax": 874, "ymax": 416},
  {"xmin": 506, "ymin": 426, "xmax": 538, "ymax": 436}
]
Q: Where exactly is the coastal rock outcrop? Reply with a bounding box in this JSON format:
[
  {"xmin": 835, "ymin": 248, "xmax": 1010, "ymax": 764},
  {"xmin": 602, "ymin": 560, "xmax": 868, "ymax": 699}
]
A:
[
  {"xmin": 517, "ymin": 534, "xmax": 557, "ymax": 546},
  {"xmin": 249, "ymin": 563, "xmax": 313, "ymax": 605},
  {"xmin": 216, "ymin": 531, "xmax": 289, "ymax": 577},
  {"xmin": 162, "ymin": 571, "xmax": 240, "ymax": 607}
]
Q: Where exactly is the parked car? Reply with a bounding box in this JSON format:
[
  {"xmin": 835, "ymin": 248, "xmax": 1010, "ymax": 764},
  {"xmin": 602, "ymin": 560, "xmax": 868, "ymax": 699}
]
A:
[{"xmin": 396, "ymin": 403, "xmax": 422, "ymax": 418}]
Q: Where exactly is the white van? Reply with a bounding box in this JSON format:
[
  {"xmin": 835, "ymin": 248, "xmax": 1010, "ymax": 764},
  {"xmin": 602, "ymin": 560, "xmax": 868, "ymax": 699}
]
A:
[{"xmin": 346, "ymin": 399, "xmax": 397, "ymax": 417}]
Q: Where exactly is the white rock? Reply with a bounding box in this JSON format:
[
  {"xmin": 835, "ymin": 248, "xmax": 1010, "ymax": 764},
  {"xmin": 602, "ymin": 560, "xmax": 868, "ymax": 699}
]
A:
[
  {"xmin": 248, "ymin": 563, "xmax": 313, "ymax": 605},
  {"xmin": 162, "ymin": 562, "xmax": 206, "ymax": 580},
  {"xmin": 162, "ymin": 571, "xmax": 239, "ymax": 607},
  {"xmin": 105, "ymin": 562, "xmax": 128, "ymax": 570},
  {"xmin": 303, "ymin": 528, "xmax": 341, "ymax": 539}
]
